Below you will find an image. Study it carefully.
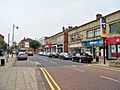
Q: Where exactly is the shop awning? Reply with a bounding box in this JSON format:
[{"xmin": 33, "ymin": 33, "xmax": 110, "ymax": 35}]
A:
[
  {"xmin": 44, "ymin": 44, "xmax": 52, "ymax": 48},
  {"xmin": 105, "ymin": 37, "xmax": 120, "ymax": 44}
]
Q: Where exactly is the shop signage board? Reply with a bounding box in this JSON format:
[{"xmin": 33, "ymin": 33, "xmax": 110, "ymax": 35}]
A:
[
  {"xmin": 82, "ymin": 39, "xmax": 103, "ymax": 47},
  {"xmin": 105, "ymin": 37, "xmax": 120, "ymax": 44}
]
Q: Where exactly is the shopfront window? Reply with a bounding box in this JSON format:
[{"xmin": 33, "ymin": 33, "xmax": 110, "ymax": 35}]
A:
[
  {"xmin": 118, "ymin": 44, "xmax": 120, "ymax": 53},
  {"xmin": 111, "ymin": 45, "xmax": 116, "ymax": 58},
  {"xmin": 111, "ymin": 45, "xmax": 116, "ymax": 53}
]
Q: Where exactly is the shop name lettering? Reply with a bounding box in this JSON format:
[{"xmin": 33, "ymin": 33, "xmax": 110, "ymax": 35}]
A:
[{"xmin": 90, "ymin": 41, "xmax": 97, "ymax": 45}]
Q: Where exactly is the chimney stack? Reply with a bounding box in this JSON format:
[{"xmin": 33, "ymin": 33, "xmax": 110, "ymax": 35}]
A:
[{"xmin": 96, "ymin": 14, "xmax": 102, "ymax": 20}]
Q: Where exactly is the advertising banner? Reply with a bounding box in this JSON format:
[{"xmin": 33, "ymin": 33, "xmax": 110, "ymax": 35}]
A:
[{"xmin": 100, "ymin": 17, "xmax": 106, "ymax": 37}]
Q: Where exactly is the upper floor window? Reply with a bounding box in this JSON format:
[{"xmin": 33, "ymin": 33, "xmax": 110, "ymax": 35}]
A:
[
  {"xmin": 70, "ymin": 35, "xmax": 76, "ymax": 41},
  {"xmin": 95, "ymin": 28, "xmax": 101, "ymax": 36},
  {"xmin": 109, "ymin": 22, "xmax": 120, "ymax": 33},
  {"xmin": 70, "ymin": 34, "xmax": 82, "ymax": 42},
  {"xmin": 87, "ymin": 30, "xmax": 94, "ymax": 38},
  {"xmin": 109, "ymin": 23, "xmax": 116, "ymax": 33}
]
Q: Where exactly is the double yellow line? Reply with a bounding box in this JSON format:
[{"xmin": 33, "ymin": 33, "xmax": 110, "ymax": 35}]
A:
[{"xmin": 40, "ymin": 67, "xmax": 61, "ymax": 90}]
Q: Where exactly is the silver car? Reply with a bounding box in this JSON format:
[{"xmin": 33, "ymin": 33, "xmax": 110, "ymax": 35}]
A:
[{"xmin": 17, "ymin": 51, "xmax": 27, "ymax": 60}]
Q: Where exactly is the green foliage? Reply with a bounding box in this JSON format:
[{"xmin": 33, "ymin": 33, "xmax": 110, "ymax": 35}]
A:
[
  {"xmin": 29, "ymin": 40, "xmax": 41, "ymax": 49},
  {"xmin": 0, "ymin": 40, "xmax": 7, "ymax": 50},
  {"xmin": 116, "ymin": 22, "xmax": 120, "ymax": 34}
]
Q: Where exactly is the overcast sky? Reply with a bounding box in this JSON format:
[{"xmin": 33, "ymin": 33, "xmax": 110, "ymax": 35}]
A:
[{"xmin": 0, "ymin": 0, "xmax": 120, "ymax": 44}]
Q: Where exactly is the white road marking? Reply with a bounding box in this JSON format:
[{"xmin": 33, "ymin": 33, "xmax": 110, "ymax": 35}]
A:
[
  {"xmin": 71, "ymin": 68, "xmax": 85, "ymax": 72},
  {"xmin": 63, "ymin": 66, "xmax": 70, "ymax": 68},
  {"xmin": 43, "ymin": 59, "xmax": 49, "ymax": 61},
  {"xmin": 71, "ymin": 65, "xmax": 77, "ymax": 67},
  {"xmin": 100, "ymin": 75, "xmax": 120, "ymax": 83},
  {"xmin": 63, "ymin": 65, "xmax": 84, "ymax": 72},
  {"xmin": 50, "ymin": 61, "xmax": 58, "ymax": 64}
]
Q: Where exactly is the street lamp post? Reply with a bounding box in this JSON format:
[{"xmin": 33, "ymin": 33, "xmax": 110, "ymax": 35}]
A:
[
  {"xmin": 103, "ymin": 37, "xmax": 106, "ymax": 64},
  {"xmin": 7, "ymin": 33, "xmax": 10, "ymax": 58},
  {"xmin": 12, "ymin": 24, "xmax": 18, "ymax": 57}
]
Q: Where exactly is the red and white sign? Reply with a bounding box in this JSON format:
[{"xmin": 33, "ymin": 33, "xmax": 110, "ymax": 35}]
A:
[
  {"xmin": 44, "ymin": 44, "xmax": 52, "ymax": 48},
  {"xmin": 105, "ymin": 37, "xmax": 120, "ymax": 44}
]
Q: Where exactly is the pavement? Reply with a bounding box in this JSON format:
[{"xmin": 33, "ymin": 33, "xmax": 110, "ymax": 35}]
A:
[
  {"xmin": 90, "ymin": 58, "xmax": 120, "ymax": 70},
  {"xmin": 0, "ymin": 55, "xmax": 46, "ymax": 90},
  {"xmin": 91, "ymin": 58, "xmax": 110, "ymax": 66}
]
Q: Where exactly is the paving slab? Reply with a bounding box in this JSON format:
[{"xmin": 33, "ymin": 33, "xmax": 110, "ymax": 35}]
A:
[{"xmin": 0, "ymin": 55, "xmax": 46, "ymax": 90}]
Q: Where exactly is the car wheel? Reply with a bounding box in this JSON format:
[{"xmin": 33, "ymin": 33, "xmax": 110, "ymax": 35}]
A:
[
  {"xmin": 81, "ymin": 58, "xmax": 83, "ymax": 63},
  {"xmin": 88, "ymin": 61, "xmax": 91, "ymax": 63},
  {"xmin": 81, "ymin": 60, "xmax": 83, "ymax": 63},
  {"xmin": 72, "ymin": 59, "xmax": 74, "ymax": 62}
]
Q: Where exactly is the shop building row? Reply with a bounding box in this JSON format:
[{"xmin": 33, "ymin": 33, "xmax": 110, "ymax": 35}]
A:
[{"xmin": 39, "ymin": 10, "xmax": 120, "ymax": 60}]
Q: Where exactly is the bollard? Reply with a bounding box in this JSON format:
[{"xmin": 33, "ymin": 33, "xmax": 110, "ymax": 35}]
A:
[
  {"xmin": 1, "ymin": 59, "xmax": 5, "ymax": 66},
  {"xmin": 96, "ymin": 56, "xmax": 99, "ymax": 62}
]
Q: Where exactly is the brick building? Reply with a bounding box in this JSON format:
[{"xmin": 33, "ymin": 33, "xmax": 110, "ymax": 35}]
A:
[
  {"xmin": 18, "ymin": 37, "xmax": 33, "ymax": 50},
  {"xmin": 68, "ymin": 10, "xmax": 120, "ymax": 59},
  {"xmin": 43, "ymin": 27, "xmax": 69, "ymax": 53}
]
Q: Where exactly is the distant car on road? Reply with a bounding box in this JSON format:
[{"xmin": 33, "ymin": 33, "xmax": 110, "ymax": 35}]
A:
[
  {"xmin": 52, "ymin": 52, "xmax": 59, "ymax": 58},
  {"xmin": 46, "ymin": 52, "xmax": 53, "ymax": 58},
  {"xmin": 17, "ymin": 50, "xmax": 27, "ymax": 60},
  {"xmin": 59, "ymin": 52, "xmax": 72, "ymax": 60},
  {"xmin": 27, "ymin": 51, "xmax": 33, "ymax": 56},
  {"xmin": 38, "ymin": 51, "xmax": 44, "ymax": 56}
]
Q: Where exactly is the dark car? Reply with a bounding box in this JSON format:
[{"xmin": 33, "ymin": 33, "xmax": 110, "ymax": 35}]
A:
[
  {"xmin": 80, "ymin": 53, "xmax": 93, "ymax": 63},
  {"xmin": 72, "ymin": 53, "xmax": 80, "ymax": 62},
  {"xmin": 59, "ymin": 53, "xmax": 72, "ymax": 60}
]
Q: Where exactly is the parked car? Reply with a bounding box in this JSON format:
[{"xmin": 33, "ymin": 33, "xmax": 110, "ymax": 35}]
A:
[
  {"xmin": 52, "ymin": 52, "xmax": 59, "ymax": 58},
  {"xmin": 80, "ymin": 53, "xmax": 93, "ymax": 63},
  {"xmin": 46, "ymin": 52, "xmax": 52, "ymax": 58},
  {"xmin": 59, "ymin": 52, "xmax": 72, "ymax": 60},
  {"xmin": 72, "ymin": 53, "xmax": 80, "ymax": 62},
  {"xmin": 38, "ymin": 51, "xmax": 44, "ymax": 56},
  {"xmin": 27, "ymin": 51, "xmax": 33, "ymax": 56},
  {"xmin": 17, "ymin": 50, "xmax": 27, "ymax": 60}
]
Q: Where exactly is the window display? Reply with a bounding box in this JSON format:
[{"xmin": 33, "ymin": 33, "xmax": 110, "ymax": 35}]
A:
[
  {"xmin": 111, "ymin": 45, "xmax": 116, "ymax": 53},
  {"xmin": 118, "ymin": 44, "xmax": 120, "ymax": 53}
]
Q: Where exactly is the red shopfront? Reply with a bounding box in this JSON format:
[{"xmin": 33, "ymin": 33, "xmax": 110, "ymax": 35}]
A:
[
  {"xmin": 105, "ymin": 37, "xmax": 120, "ymax": 59},
  {"xmin": 44, "ymin": 44, "xmax": 52, "ymax": 52}
]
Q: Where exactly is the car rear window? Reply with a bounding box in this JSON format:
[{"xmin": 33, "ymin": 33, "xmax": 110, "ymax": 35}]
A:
[{"xmin": 18, "ymin": 52, "xmax": 26, "ymax": 54}]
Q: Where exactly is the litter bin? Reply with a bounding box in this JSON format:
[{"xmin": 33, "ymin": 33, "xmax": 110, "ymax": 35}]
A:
[
  {"xmin": 96, "ymin": 56, "xmax": 99, "ymax": 62},
  {"xmin": 1, "ymin": 59, "xmax": 5, "ymax": 66}
]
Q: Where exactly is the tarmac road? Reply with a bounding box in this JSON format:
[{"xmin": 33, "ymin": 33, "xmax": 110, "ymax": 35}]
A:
[{"xmin": 29, "ymin": 55, "xmax": 120, "ymax": 90}]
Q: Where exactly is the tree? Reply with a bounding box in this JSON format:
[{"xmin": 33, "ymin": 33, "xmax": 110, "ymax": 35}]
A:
[
  {"xmin": 116, "ymin": 22, "xmax": 120, "ymax": 34},
  {"xmin": 0, "ymin": 40, "xmax": 7, "ymax": 50},
  {"xmin": 29, "ymin": 40, "xmax": 41, "ymax": 53}
]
